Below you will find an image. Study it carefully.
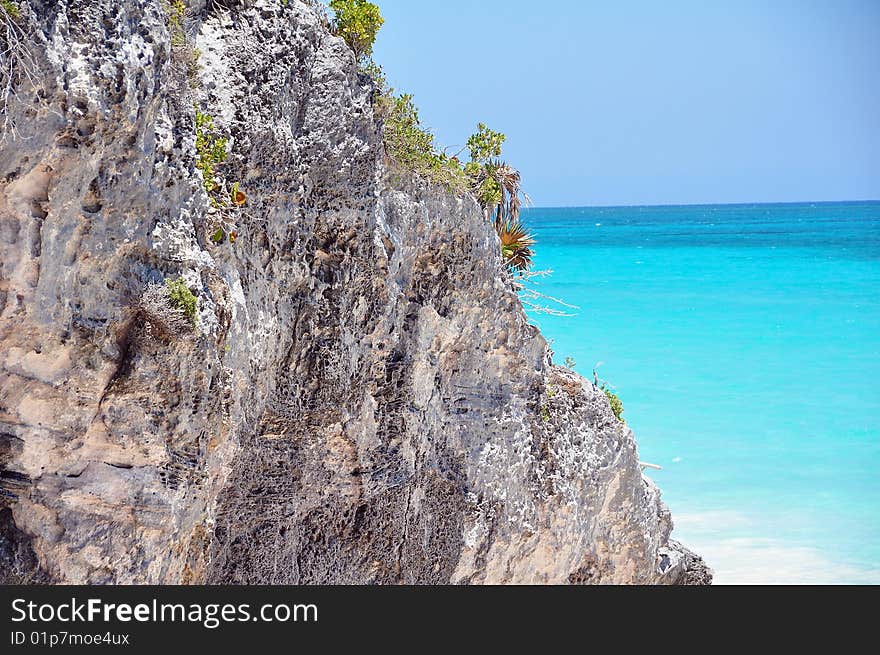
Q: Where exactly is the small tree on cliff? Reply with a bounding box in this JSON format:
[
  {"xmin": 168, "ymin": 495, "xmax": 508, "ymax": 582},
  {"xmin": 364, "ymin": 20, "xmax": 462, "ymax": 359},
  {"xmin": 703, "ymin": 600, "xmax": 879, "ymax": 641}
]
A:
[
  {"xmin": 463, "ymin": 124, "xmax": 534, "ymax": 271},
  {"xmin": 330, "ymin": 0, "xmax": 384, "ymax": 61}
]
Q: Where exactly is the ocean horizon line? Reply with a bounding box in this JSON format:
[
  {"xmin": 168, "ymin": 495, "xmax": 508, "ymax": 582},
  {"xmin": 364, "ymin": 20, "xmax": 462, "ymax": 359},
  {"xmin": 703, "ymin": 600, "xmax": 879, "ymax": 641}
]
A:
[{"xmin": 524, "ymin": 198, "xmax": 880, "ymax": 211}]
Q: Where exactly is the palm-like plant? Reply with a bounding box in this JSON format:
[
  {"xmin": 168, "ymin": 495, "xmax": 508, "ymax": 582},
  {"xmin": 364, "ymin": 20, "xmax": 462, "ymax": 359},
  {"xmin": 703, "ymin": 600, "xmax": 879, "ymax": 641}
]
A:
[
  {"xmin": 496, "ymin": 219, "xmax": 536, "ymax": 272},
  {"xmin": 470, "ymin": 160, "xmax": 530, "ymax": 224},
  {"xmin": 483, "ymin": 161, "xmax": 534, "ymax": 271},
  {"xmin": 487, "ymin": 160, "xmax": 526, "ymax": 224},
  {"xmin": 462, "ymin": 125, "xmax": 535, "ymax": 272}
]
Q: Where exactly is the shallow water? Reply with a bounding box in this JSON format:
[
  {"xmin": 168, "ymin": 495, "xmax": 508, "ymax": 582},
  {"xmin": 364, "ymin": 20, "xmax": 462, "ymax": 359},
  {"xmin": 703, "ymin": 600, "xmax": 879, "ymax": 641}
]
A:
[{"xmin": 523, "ymin": 201, "xmax": 880, "ymax": 583}]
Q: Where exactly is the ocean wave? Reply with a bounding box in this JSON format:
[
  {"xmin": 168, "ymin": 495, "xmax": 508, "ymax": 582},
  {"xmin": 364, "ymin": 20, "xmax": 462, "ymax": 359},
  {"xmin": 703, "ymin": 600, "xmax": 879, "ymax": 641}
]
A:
[{"xmin": 674, "ymin": 511, "xmax": 880, "ymax": 584}]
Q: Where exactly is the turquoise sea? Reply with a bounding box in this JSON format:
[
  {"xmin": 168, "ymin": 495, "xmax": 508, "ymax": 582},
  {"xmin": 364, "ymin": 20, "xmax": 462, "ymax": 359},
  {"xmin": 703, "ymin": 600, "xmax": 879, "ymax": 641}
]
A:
[{"xmin": 523, "ymin": 201, "xmax": 880, "ymax": 584}]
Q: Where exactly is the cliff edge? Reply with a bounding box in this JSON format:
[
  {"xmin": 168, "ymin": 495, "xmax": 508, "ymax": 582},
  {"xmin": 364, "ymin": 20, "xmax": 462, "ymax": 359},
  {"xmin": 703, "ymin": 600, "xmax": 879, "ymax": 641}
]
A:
[{"xmin": 0, "ymin": 0, "xmax": 710, "ymax": 584}]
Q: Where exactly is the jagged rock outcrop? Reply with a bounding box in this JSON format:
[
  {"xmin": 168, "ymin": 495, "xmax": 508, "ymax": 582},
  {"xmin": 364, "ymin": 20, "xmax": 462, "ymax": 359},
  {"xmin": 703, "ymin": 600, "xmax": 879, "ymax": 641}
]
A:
[{"xmin": 0, "ymin": 0, "xmax": 710, "ymax": 584}]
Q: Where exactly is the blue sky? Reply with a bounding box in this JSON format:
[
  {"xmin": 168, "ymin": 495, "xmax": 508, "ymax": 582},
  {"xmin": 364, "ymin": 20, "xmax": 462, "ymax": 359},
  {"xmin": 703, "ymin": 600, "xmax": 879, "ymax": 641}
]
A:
[{"xmin": 367, "ymin": 0, "xmax": 880, "ymax": 207}]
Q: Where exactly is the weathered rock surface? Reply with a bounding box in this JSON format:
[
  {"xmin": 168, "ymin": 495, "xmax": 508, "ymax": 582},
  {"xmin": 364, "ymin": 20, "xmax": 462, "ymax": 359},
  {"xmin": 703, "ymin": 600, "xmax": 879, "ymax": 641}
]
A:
[{"xmin": 0, "ymin": 0, "xmax": 710, "ymax": 584}]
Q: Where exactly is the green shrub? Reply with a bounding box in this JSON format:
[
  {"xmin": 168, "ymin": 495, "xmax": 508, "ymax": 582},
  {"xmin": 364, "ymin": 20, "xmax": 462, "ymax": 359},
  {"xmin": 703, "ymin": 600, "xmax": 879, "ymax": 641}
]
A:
[
  {"xmin": 602, "ymin": 386, "xmax": 624, "ymax": 422},
  {"xmin": 382, "ymin": 92, "xmax": 467, "ymax": 191},
  {"xmin": 160, "ymin": 1, "xmax": 202, "ymax": 89},
  {"xmin": 1, "ymin": 0, "xmax": 20, "ymax": 19},
  {"xmin": 467, "ymin": 123, "xmax": 506, "ymax": 163},
  {"xmin": 194, "ymin": 109, "xmax": 228, "ymax": 200},
  {"xmin": 464, "ymin": 127, "xmax": 510, "ymax": 217},
  {"xmin": 380, "ymin": 100, "xmax": 533, "ymax": 268},
  {"xmin": 465, "ymin": 160, "xmax": 502, "ymax": 208},
  {"xmin": 384, "ymin": 93, "xmax": 433, "ymax": 166},
  {"xmin": 330, "ymin": 0, "xmax": 384, "ymax": 60},
  {"xmin": 164, "ymin": 0, "xmax": 186, "ymax": 48},
  {"xmin": 166, "ymin": 277, "xmax": 198, "ymax": 326}
]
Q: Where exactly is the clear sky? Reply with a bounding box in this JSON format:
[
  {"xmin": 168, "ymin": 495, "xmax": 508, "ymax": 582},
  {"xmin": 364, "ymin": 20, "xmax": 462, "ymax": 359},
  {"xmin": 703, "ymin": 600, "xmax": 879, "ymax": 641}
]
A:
[{"xmin": 367, "ymin": 0, "xmax": 880, "ymax": 207}]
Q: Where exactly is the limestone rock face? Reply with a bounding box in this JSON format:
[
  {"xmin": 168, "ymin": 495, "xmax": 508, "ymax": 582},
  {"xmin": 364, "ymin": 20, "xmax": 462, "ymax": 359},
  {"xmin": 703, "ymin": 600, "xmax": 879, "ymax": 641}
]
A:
[{"xmin": 0, "ymin": 0, "xmax": 709, "ymax": 584}]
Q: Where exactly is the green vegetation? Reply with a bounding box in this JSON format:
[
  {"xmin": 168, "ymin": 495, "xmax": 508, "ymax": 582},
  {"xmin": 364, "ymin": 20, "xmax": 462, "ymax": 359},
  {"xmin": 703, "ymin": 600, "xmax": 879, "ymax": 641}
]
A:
[
  {"xmin": 381, "ymin": 92, "xmax": 468, "ymax": 190},
  {"xmin": 383, "ymin": 93, "xmax": 439, "ymax": 171},
  {"xmin": 166, "ymin": 277, "xmax": 198, "ymax": 326},
  {"xmin": 541, "ymin": 404, "xmax": 551, "ymax": 422},
  {"xmin": 333, "ymin": 2, "xmax": 535, "ymax": 272},
  {"xmin": 194, "ymin": 108, "xmax": 244, "ymax": 244},
  {"xmin": 497, "ymin": 219, "xmax": 535, "ymax": 272},
  {"xmin": 162, "ymin": 0, "xmax": 246, "ymax": 219},
  {"xmin": 210, "ymin": 226, "xmax": 238, "ymax": 245},
  {"xmin": 602, "ymin": 385, "xmax": 625, "ymax": 422},
  {"xmin": 466, "ymin": 123, "xmax": 506, "ymax": 162},
  {"xmin": 564, "ymin": 356, "xmax": 576, "ymax": 370},
  {"xmin": 372, "ymin": 84, "xmax": 533, "ymax": 269},
  {"xmin": 162, "ymin": 1, "xmax": 202, "ymax": 88},
  {"xmin": 194, "ymin": 109, "xmax": 228, "ymax": 199},
  {"xmin": 165, "ymin": 0, "xmax": 186, "ymax": 48},
  {"xmin": 361, "ymin": 62, "xmax": 463, "ymax": 188},
  {"xmin": 1, "ymin": 0, "xmax": 20, "ymax": 19},
  {"xmin": 329, "ymin": 0, "xmax": 384, "ymax": 60},
  {"xmin": 463, "ymin": 124, "xmax": 507, "ymax": 207}
]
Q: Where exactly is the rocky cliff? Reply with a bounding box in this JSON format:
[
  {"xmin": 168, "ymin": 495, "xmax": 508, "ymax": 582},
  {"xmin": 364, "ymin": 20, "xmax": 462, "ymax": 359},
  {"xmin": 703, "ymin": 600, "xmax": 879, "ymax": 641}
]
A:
[{"xmin": 0, "ymin": 0, "xmax": 709, "ymax": 584}]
